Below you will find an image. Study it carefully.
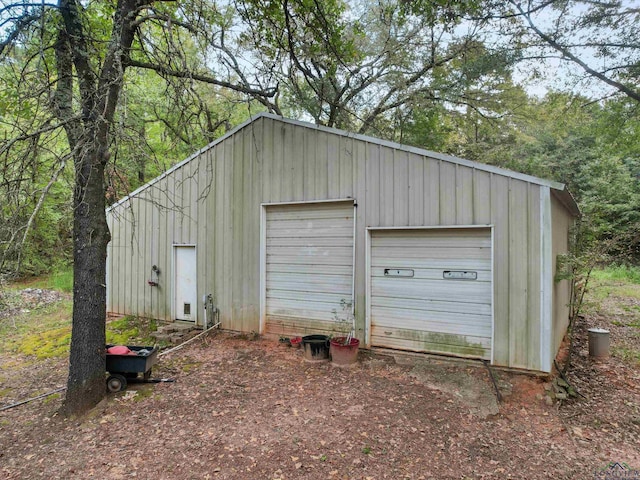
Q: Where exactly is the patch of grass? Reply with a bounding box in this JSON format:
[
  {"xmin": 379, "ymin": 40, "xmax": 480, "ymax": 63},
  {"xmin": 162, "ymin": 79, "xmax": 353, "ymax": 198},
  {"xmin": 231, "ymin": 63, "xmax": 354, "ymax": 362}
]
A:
[
  {"xmin": 588, "ymin": 268, "xmax": 640, "ymax": 304},
  {"xmin": 19, "ymin": 326, "xmax": 72, "ymax": 359},
  {"xmin": 612, "ymin": 346, "xmax": 640, "ymax": 366},
  {"xmin": 592, "ymin": 265, "xmax": 640, "ymax": 284},
  {"xmin": 16, "ymin": 266, "xmax": 74, "ymax": 293},
  {"xmin": 0, "ymin": 300, "xmax": 72, "ymax": 359},
  {"xmin": 43, "ymin": 393, "xmax": 61, "ymax": 404},
  {"xmin": 47, "ymin": 268, "xmax": 73, "ymax": 293},
  {"xmin": 612, "ymin": 319, "xmax": 640, "ymax": 328},
  {"xmin": 1, "ymin": 306, "xmax": 156, "ymax": 361},
  {"xmin": 106, "ymin": 316, "xmax": 158, "ymax": 346},
  {"xmin": 132, "ymin": 387, "xmax": 154, "ymax": 401},
  {"xmin": 362, "ymin": 446, "xmax": 372, "ymax": 455},
  {"xmin": 180, "ymin": 361, "xmax": 203, "ymax": 373}
]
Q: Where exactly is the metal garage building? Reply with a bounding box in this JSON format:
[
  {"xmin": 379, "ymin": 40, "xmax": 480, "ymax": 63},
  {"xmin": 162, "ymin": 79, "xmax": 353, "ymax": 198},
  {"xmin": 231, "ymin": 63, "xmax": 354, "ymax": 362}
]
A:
[{"xmin": 106, "ymin": 113, "xmax": 579, "ymax": 373}]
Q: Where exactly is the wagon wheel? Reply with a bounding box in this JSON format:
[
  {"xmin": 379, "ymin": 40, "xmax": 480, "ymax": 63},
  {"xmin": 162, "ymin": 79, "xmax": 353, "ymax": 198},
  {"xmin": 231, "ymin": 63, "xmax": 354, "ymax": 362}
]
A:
[
  {"xmin": 106, "ymin": 374, "xmax": 127, "ymax": 393},
  {"xmin": 143, "ymin": 369, "xmax": 152, "ymax": 381}
]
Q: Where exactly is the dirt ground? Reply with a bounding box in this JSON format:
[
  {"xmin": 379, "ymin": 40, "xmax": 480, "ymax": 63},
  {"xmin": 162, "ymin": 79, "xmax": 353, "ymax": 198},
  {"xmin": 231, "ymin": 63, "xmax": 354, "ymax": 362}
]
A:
[{"xmin": 1, "ymin": 312, "xmax": 639, "ymax": 480}]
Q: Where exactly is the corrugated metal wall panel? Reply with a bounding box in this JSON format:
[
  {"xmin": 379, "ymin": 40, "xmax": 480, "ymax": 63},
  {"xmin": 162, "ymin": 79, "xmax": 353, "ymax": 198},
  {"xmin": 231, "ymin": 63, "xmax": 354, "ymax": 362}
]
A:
[
  {"xmin": 394, "ymin": 150, "xmax": 409, "ymax": 225},
  {"xmin": 424, "ymin": 159, "xmax": 440, "ymax": 225},
  {"xmin": 473, "ymin": 170, "xmax": 491, "ymax": 224},
  {"xmin": 315, "ymin": 131, "xmax": 329, "ymax": 199},
  {"xmin": 264, "ymin": 202, "xmax": 354, "ymax": 338},
  {"xmin": 527, "ymin": 184, "xmax": 542, "ymax": 369},
  {"xmin": 370, "ymin": 228, "xmax": 492, "ymax": 359},
  {"xmin": 160, "ymin": 176, "xmax": 172, "ymax": 319},
  {"xmin": 439, "ymin": 162, "xmax": 456, "ymax": 224},
  {"xmin": 491, "ymin": 174, "xmax": 509, "ymax": 365},
  {"xmin": 366, "ymin": 143, "xmax": 380, "ymax": 226},
  {"xmin": 457, "ymin": 166, "xmax": 474, "ymax": 224},
  {"xmin": 379, "ymin": 145, "xmax": 393, "ymax": 226},
  {"xmin": 408, "ymin": 153, "xmax": 424, "ymax": 226}
]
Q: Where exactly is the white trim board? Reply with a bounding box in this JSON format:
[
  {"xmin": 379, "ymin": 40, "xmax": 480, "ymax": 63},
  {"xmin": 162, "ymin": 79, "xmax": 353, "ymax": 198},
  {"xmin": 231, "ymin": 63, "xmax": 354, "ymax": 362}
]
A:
[{"xmin": 539, "ymin": 186, "xmax": 553, "ymax": 373}]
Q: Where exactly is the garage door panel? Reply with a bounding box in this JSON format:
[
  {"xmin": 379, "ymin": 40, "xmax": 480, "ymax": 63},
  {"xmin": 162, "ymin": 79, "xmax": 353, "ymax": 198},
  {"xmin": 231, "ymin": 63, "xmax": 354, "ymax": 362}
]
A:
[
  {"xmin": 371, "ymin": 280, "xmax": 491, "ymax": 303},
  {"xmin": 268, "ymin": 263, "xmax": 353, "ymax": 276},
  {"xmin": 369, "ymin": 228, "xmax": 492, "ymax": 360},
  {"xmin": 265, "ymin": 316, "xmax": 339, "ymax": 337},
  {"xmin": 371, "ymin": 246, "xmax": 490, "ymax": 260},
  {"xmin": 268, "ymin": 218, "xmax": 353, "ymax": 231},
  {"xmin": 265, "ymin": 202, "xmax": 354, "ymax": 338},
  {"xmin": 370, "ymin": 296, "xmax": 492, "ymax": 316},
  {"xmin": 372, "ymin": 235, "xmax": 491, "ymax": 248},
  {"xmin": 370, "ymin": 266, "xmax": 492, "ymax": 282},
  {"xmin": 371, "ymin": 258, "xmax": 491, "ymax": 270},
  {"xmin": 267, "ymin": 254, "xmax": 353, "ymax": 266},
  {"xmin": 267, "ymin": 245, "xmax": 352, "ymax": 257},
  {"xmin": 267, "ymin": 290, "xmax": 350, "ymax": 305},
  {"xmin": 268, "ymin": 276, "xmax": 352, "ymax": 294},
  {"xmin": 370, "ymin": 308, "xmax": 492, "ymax": 337},
  {"xmin": 371, "ymin": 326, "xmax": 491, "ymax": 358},
  {"xmin": 267, "ymin": 302, "xmax": 340, "ymax": 322},
  {"xmin": 374, "ymin": 229, "xmax": 490, "ymax": 239},
  {"xmin": 267, "ymin": 204, "xmax": 354, "ymax": 218},
  {"xmin": 268, "ymin": 236, "xmax": 354, "ymax": 247}
]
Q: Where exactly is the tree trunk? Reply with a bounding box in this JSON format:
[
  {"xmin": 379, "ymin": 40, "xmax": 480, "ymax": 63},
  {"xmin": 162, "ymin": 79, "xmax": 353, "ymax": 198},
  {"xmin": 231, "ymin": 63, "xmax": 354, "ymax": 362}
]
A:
[
  {"xmin": 57, "ymin": 0, "xmax": 138, "ymax": 416},
  {"xmin": 60, "ymin": 143, "xmax": 111, "ymax": 415}
]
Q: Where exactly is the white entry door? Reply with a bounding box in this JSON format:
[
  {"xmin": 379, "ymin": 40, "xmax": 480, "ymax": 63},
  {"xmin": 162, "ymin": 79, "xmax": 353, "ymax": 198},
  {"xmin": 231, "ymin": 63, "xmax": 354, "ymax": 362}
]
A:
[{"xmin": 174, "ymin": 245, "xmax": 197, "ymax": 323}]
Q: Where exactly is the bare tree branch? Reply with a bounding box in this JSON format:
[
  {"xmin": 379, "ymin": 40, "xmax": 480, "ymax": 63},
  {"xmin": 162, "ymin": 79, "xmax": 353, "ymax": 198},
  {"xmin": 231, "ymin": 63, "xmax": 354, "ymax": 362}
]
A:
[
  {"xmin": 126, "ymin": 58, "xmax": 276, "ymax": 98},
  {"xmin": 511, "ymin": 0, "xmax": 640, "ymax": 103}
]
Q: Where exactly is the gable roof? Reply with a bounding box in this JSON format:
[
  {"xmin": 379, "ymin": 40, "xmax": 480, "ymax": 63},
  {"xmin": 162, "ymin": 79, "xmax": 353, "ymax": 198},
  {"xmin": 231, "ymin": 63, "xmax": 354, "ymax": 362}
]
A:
[{"xmin": 108, "ymin": 112, "xmax": 579, "ymax": 216}]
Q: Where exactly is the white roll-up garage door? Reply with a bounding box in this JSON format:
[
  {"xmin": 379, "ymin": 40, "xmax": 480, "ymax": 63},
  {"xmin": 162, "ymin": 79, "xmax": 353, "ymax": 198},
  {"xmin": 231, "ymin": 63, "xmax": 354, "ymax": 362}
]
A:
[
  {"xmin": 264, "ymin": 201, "xmax": 355, "ymax": 337},
  {"xmin": 369, "ymin": 228, "xmax": 492, "ymax": 360}
]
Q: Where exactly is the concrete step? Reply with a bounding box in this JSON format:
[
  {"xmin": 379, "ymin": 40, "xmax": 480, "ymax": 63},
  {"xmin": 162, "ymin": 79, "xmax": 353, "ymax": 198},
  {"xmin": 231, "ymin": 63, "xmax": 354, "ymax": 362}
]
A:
[
  {"xmin": 153, "ymin": 322, "xmax": 198, "ymax": 345},
  {"xmin": 150, "ymin": 332, "xmax": 172, "ymax": 342}
]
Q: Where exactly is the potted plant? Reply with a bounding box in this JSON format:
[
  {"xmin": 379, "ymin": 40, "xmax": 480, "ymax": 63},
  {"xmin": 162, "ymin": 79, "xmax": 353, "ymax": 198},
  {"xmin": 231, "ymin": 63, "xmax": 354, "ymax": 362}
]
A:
[{"xmin": 329, "ymin": 299, "xmax": 360, "ymax": 366}]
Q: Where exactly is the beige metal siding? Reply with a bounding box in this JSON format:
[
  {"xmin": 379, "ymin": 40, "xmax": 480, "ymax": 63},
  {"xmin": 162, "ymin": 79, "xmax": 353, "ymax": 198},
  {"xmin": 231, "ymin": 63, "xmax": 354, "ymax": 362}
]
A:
[
  {"xmin": 369, "ymin": 228, "xmax": 492, "ymax": 359},
  {"xmin": 264, "ymin": 202, "xmax": 354, "ymax": 337},
  {"xmin": 106, "ymin": 114, "xmax": 576, "ymax": 371}
]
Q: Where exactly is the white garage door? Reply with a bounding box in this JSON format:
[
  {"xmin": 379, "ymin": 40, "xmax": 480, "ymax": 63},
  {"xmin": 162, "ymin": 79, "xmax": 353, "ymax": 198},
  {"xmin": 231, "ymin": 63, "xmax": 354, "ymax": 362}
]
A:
[
  {"xmin": 264, "ymin": 201, "xmax": 354, "ymax": 337},
  {"xmin": 369, "ymin": 228, "xmax": 492, "ymax": 360}
]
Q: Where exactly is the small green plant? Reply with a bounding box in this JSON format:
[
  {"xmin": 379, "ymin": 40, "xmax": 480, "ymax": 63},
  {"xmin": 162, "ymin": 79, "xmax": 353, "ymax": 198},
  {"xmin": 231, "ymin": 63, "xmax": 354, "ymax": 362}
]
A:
[
  {"xmin": 362, "ymin": 446, "xmax": 371, "ymax": 455},
  {"xmin": 319, "ymin": 454, "xmax": 327, "ymax": 462}
]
